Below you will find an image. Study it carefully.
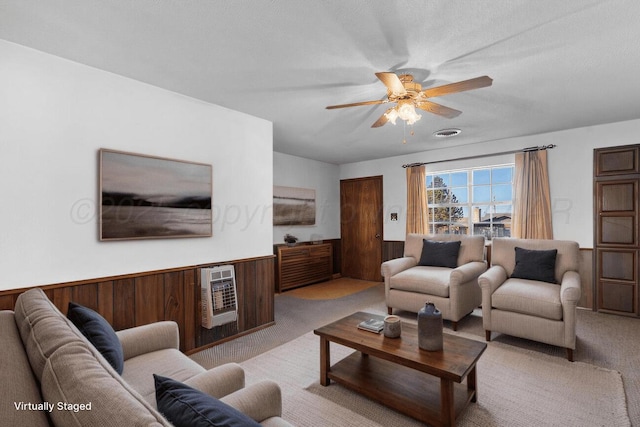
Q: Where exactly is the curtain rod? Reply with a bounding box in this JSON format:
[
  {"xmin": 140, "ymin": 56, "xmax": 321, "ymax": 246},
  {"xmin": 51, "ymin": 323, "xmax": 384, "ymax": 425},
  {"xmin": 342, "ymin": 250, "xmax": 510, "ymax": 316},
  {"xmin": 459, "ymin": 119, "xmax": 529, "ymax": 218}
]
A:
[{"xmin": 402, "ymin": 144, "xmax": 556, "ymax": 168}]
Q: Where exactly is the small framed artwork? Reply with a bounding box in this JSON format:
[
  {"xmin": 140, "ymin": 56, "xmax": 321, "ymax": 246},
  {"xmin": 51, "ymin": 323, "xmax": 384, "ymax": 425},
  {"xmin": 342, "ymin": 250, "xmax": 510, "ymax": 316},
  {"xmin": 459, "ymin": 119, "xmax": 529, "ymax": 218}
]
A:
[
  {"xmin": 99, "ymin": 149, "xmax": 212, "ymax": 240},
  {"xmin": 273, "ymin": 186, "xmax": 316, "ymax": 225}
]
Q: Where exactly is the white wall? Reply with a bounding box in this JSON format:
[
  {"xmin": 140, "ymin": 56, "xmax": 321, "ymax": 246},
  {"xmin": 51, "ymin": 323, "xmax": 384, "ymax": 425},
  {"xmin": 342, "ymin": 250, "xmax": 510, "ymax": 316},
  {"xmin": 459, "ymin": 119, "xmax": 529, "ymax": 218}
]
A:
[
  {"xmin": 273, "ymin": 152, "xmax": 340, "ymax": 244},
  {"xmin": 0, "ymin": 41, "xmax": 273, "ymax": 290},
  {"xmin": 340, "ymin": 119, "xmax": 640, "ymax": 247}
]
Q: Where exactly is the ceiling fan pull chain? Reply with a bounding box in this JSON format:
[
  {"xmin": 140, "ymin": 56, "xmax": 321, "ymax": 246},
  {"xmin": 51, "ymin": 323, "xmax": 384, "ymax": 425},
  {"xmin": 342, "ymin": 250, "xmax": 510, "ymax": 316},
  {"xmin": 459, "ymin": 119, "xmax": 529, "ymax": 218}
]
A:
[{"xmin": 402, "ymin": 121, "xmax": 407, "ymax": 144}]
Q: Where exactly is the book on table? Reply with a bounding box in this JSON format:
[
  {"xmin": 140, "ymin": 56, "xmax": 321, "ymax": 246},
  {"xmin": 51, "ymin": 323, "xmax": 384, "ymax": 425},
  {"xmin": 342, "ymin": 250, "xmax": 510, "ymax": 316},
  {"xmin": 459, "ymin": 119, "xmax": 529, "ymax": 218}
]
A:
[{"xmin": 357, "ymin": 318, "xmax": 384, "ymax": 333}]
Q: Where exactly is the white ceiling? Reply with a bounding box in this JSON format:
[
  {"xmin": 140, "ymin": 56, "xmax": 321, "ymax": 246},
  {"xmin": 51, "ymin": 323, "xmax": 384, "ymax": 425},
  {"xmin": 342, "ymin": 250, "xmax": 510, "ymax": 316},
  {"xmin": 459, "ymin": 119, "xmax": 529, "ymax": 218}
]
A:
[{"xmin": 2, "ymin": 0, "xmax": 640, "ymax": 164}]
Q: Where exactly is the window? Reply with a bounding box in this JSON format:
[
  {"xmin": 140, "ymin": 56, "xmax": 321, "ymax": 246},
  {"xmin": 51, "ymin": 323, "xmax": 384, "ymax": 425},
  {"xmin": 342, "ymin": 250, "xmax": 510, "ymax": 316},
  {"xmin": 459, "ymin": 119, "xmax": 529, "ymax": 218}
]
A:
[{"xmin": 426, "ymin": 164, "xmax": 514, "ymax": 238}]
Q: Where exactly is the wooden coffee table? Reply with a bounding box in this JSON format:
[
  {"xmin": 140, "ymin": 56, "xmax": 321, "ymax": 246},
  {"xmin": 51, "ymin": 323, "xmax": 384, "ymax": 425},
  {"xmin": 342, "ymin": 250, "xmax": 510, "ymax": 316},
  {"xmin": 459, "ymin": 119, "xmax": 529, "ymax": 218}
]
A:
[{"xmin": 313, "ymin": 311, "xmax": 486, "ymax": 427}]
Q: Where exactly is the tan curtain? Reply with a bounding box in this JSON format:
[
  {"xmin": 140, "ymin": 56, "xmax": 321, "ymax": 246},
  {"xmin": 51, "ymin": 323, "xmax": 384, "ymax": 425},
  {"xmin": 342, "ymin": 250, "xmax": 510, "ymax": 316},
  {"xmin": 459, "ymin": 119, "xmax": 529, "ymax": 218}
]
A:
[
  {"xmin": 406, "ymin": 165, "xmax": 429, "ymax": 234},
  {"xmin": 512, "ymin": 150, "xmax": 553, "ymax": 239}
]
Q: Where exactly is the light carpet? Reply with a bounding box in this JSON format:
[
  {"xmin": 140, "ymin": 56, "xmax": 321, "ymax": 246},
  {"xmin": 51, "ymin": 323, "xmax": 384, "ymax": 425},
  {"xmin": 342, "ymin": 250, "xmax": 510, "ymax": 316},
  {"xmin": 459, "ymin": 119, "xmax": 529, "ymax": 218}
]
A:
[
  {"xmin": 240, "ymin": 331, "xmax": 630, "ymax": 427},
  {"xmin": 284, "ymin": 278, "xmax": 381, "ymax": 300}
]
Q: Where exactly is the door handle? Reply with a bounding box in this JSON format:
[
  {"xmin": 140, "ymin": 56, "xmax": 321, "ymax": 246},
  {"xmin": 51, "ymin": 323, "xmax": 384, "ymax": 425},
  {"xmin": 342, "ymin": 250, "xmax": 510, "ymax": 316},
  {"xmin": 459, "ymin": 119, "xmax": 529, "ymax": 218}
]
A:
[{"xmin": 375, "ymin": 234, "xmax": 381, "ymax": 239}]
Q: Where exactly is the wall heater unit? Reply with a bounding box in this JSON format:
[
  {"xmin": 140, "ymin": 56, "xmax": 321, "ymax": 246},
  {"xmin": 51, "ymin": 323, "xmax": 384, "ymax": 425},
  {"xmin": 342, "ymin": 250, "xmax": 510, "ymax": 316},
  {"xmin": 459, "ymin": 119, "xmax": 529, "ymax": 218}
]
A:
[{"xmin": 201, "ymin": 266, "xmax": 238, "ymax": 329}]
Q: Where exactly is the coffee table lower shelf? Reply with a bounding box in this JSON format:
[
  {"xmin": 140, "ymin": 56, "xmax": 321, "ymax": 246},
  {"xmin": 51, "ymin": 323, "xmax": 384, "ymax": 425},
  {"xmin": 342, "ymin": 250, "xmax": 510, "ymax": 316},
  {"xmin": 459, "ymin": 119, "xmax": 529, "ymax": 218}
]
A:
[{"xmin": 327, "ymin": 351, "xmax": 475, "ymax": 427}]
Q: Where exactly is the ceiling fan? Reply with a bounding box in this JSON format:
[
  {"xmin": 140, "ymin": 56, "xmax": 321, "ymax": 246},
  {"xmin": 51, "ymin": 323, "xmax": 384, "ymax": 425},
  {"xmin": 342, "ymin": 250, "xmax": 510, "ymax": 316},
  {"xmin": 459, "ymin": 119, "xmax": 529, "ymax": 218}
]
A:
[{"xmin": 326, "ymin": 72, "xmax": 493, "ymax": 128}]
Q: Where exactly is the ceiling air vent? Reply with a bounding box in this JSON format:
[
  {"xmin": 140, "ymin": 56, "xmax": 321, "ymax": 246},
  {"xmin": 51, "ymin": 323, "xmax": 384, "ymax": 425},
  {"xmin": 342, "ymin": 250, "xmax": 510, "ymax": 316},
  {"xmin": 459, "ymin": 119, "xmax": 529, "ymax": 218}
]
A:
[{"xmin": 433, "ymin": 128, "xmax": 462, "ymax": 138}]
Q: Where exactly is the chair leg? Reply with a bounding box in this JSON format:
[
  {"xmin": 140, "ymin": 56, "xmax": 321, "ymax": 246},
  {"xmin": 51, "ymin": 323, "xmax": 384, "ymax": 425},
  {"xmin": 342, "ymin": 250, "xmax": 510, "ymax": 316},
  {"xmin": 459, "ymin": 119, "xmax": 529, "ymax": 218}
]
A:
[
  {"xmin": 566, "ymin": 348, "xmax": 574, "ymax": 362},
  {"xmin": 485, "ymin": 330, "xmax": 491, "ymax": 341},
  {"xmin": 451, "ymin": 310, "xmax": 473, "ymax": 332},
  {"xmin": 387, "ymin": 307, "xmax": 393, "ymax": 315}
]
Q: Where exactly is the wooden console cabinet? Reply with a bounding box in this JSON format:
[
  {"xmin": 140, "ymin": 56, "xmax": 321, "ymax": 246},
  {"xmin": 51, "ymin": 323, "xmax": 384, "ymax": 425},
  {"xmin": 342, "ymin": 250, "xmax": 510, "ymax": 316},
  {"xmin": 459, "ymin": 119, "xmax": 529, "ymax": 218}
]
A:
[
  {"xmin": 276, "ymin": 243, "xmax": 333, "ymax": 292},
  {"xmin": 594, "ymin": 144, "xmax": 640, "ymax": 316}
]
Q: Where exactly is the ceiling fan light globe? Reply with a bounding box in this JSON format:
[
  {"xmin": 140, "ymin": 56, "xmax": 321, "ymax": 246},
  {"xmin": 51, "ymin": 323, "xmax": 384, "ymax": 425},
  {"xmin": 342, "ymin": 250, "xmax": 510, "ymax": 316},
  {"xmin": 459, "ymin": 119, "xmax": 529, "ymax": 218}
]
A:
[
  {"xmin": 406, "ymin": 114, "xmax": 421, "ymax": 126},
  {"xmin": 385, "ymin": 108, "xmax": 399, "ymax": 125},
  {"xmin": 397, "ymin": 103, "xmax": 421, "ymax": 124}
]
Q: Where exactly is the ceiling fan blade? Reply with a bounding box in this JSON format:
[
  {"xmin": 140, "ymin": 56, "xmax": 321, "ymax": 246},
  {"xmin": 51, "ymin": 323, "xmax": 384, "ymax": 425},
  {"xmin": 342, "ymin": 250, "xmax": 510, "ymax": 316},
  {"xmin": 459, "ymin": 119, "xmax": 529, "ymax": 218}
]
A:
[
  {"xmin": 422, "ymin": 76, "xmax": 493, "ymax": 98},
  {"xmin": 416, "ymin": 101, "xmax": 462, "ymax": 119},
  {"xmin": 371, "ymin": 110, "xmax": 392, "ymax": 128},
  {"xmin": 326, "ymin": 100, "xmax": 386, "ymax": 109},
  {"xmin": 375, "ymin": 72, "xmax": 407, "ymax": 96}
]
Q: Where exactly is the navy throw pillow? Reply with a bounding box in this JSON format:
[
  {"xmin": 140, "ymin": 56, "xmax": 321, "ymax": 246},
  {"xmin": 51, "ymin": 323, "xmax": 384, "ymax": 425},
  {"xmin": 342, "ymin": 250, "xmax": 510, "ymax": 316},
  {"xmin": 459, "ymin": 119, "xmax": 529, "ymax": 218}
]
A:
[
  {"xmin": 67, "ymin": 302, "xmax": 124, "ymax": 374},
  {"xmin": 510, "ymin": 247, "xmax": 558, "ymax": 284},
  {"xmin": 417, "ymin": 239, "xmax": 461, "ymax": 268},
  {"xmin": 154, "ymin": 374, "xmax": 261, "ymax": 427}
]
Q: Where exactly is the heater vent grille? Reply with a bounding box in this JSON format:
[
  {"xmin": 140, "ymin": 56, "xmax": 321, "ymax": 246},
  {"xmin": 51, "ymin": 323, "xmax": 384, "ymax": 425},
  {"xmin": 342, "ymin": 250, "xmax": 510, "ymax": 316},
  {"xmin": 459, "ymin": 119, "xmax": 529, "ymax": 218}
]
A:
[{"xmin": 201, "ymin": 266, "xmax": 238, "ymax": 329}]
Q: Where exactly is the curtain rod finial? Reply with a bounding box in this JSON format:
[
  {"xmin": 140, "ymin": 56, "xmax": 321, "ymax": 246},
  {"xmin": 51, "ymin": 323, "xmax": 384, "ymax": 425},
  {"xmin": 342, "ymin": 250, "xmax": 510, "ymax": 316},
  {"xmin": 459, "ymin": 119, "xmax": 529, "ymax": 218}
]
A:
[{"xmin": 403, "ymin": 162, "xmax": 425, "ymax": 169}]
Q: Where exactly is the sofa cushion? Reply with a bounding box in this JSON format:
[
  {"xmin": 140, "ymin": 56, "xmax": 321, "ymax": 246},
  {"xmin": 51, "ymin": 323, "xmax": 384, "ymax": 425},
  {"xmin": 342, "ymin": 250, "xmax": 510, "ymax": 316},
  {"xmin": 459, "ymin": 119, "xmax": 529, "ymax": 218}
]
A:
[
  {"xmin": 123, "ymin": 348, "xmax": 206, "ymax": 407},
  {"xmin": 0, "ymin": 311, "xmax": 50, "ymax": 427},
  {"xmin": 491, "ymin": 278, "xmax": 563, "ymax": 320},
  {"xmin": 510, "ymin": 247, "xmax": 558, "ymax": 284},
  {"xmin": 418, "ymin": 239, "xmax": 461, "ymax": 268},
  {"xmin": 67, "ymin": 302, "xmax": 124, "ymax": 374},
  {"xmin": 41, "ymin": 341, "xmax": 171, "ymax": 427},
  {"xmin": 154, "ymin": 374, "xmax": 261, "ymax": 427},
  {"xmin": 390, "ymin": 266, "xmax": 451, "ymax": 298}
]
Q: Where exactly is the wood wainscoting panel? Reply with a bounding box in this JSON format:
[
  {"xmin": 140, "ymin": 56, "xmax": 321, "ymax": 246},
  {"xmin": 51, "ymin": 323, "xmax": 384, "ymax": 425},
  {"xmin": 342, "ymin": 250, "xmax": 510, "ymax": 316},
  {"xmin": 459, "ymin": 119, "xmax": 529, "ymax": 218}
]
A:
[
  {"xmin": 255, "ymin": 257, "xmax": 275, "ymax": 327},
  {"xmin": 135, "ymin": 274, "xmax": 165, "ymax": 327},
  {"xmin": 113, "ymin": 278, "xmax": 136, "ymax": 331},
  {"xmin": 235, "ymin": 260, "xmax": 258, "ymax": 331},
  {"xmin": 50, "ymin": 287, "xmax": 73, "ymax": 315},
  {"xmin": 579, "ymin": 248, "xmax": 593, "ymax": 309},
  {"xmin": 0, "ymin": 294, "xmax": 15, "ymax": 311},
  {"xmin": 0, "ymin": 255, "xmax": 275, "ymax": 354},
  {"xmin": 163, "ymin": 271, "xmax": 186, "ymax": 349},
  {"xmin": 383, "ymin": 240, "xmax": 405, "ymax": 262},
  {"xmin": 183, "ymin": 268, "xmax": 197, "ymax": 352},
  {"xmin": 71, "ymin": 284, "xmax": 99, "ymax": 311},
  {"xmin": 97, "ymin": 281, "xmax": 114, "ymax": 325}
]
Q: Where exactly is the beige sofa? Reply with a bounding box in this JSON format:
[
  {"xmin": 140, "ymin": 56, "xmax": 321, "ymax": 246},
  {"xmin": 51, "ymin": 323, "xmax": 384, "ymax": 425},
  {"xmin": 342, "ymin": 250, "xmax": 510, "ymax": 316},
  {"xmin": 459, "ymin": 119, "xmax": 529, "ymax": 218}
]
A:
[
  {"xmin": 1, "ymin": 288, "xmax": 292, "ymax": 426},
  {"xmin": 381, "ymin": 233, "xmax": 486, "ymax": 330},
  {"xmin": 479, "ymin": 238, "xmax": 581, "ymax": 361}
]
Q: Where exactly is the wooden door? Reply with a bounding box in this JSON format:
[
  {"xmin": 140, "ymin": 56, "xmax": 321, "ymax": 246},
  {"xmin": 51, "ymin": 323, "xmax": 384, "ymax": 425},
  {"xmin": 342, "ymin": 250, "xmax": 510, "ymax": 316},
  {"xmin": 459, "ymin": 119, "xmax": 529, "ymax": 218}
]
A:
[{"xmin": 340, "ymin": 176, "xmax": 383, "ymax": 281}]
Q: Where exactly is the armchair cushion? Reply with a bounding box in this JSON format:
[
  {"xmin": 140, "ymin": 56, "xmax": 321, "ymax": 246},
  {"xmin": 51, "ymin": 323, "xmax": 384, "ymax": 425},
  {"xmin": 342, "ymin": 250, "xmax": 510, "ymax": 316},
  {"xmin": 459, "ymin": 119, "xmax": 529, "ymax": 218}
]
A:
[
  {"xmin": 418, "ymin": 239, "xmax": 461, "ymax": 268},
  {"xmin": 390, "ymin": 266, "xmax": 451, "ymax": 298},
  {"xmin": 492, "ymin": 278, "xmax": 563, "ymax": 320},
  {"xmin": 511, "ymin": 247, "xmax": 558, "ymax": 284}
]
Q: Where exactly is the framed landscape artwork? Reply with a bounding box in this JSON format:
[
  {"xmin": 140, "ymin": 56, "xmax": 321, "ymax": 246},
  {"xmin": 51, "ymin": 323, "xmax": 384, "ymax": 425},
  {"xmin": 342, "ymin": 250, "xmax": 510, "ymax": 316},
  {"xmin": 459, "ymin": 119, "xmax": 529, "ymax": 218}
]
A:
[
  {"xmin": 99, "ymin": 149, "xmax": 212, "ymax": 240},
  {"xmin": 273, "ymin": 186, "xmax": 316, "ymax": 225}
]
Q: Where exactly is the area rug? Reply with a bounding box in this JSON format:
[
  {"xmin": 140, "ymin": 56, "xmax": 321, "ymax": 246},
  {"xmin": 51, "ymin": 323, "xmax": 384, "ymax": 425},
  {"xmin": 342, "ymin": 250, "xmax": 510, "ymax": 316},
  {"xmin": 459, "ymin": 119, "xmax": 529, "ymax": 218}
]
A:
[
  {"xmin": 240, "ymin": 331, "xmax": 630, "ymax": 427},
  {"xmin": 284, "ymin": 278, "xmax": 381, "ymax": 300}
]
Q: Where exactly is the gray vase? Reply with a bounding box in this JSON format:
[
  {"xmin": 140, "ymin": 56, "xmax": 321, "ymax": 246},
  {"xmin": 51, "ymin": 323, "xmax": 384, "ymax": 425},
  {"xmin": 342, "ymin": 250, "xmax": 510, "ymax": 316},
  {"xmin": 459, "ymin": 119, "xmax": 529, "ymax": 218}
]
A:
[{"xmin": 417, "ymin": 302, "xmax": 443, "ymax": 351}]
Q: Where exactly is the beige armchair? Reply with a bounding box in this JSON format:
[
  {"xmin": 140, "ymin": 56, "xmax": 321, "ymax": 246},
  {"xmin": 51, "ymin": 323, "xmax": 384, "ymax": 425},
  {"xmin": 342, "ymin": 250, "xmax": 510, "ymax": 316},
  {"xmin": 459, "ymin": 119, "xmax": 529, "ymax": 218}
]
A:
[
  {"xmin": 381, "ymin": 234, "xmax": 486, "ymax": 330},
  {"xmin": 479, "ymin": 238, "xmax": 581, "ymax": 361}
]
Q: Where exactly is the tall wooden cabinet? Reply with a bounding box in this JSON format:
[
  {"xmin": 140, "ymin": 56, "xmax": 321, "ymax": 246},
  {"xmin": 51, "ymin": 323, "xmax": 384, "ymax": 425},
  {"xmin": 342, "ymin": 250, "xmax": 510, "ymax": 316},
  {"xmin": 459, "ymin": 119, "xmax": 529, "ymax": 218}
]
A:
[{"xmin": 594, "ymin": 144, "xmax": 640, "ymax": 316}]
